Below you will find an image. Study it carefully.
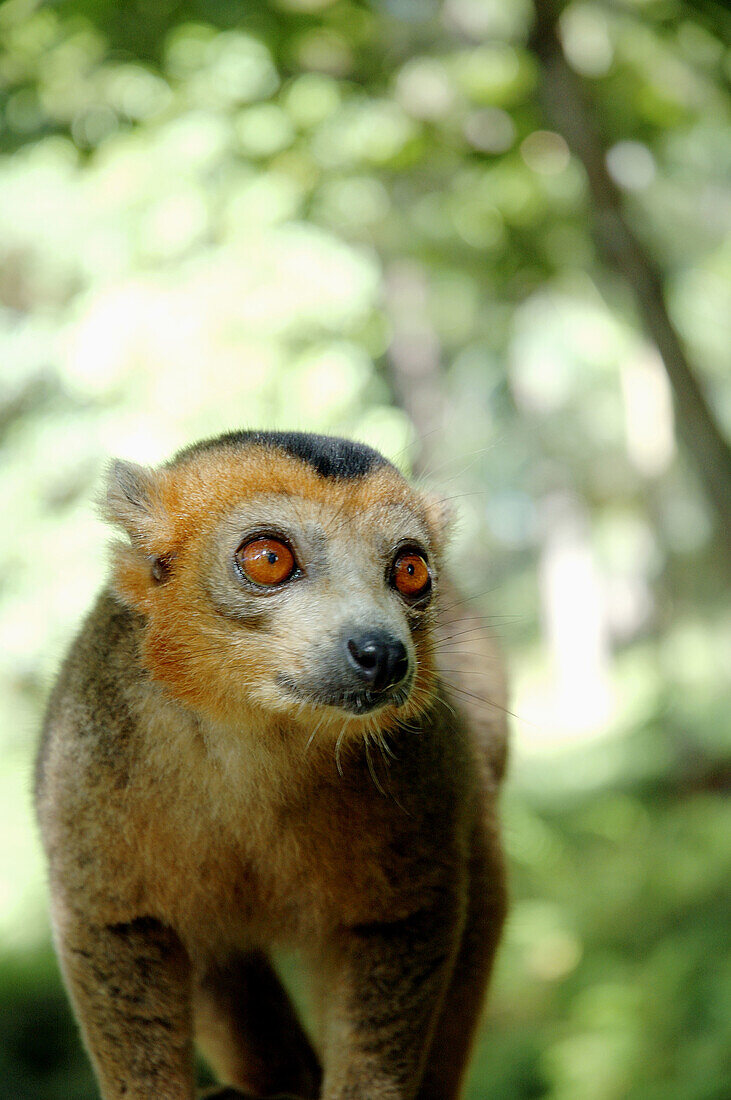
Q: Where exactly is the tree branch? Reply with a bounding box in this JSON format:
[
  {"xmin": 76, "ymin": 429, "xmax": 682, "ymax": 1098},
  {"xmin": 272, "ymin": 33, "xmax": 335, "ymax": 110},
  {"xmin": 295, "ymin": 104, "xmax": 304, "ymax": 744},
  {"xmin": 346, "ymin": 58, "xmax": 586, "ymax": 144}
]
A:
[{"xmin": 530, "ymin": 0, "xmax": 731, "ymax": 544}]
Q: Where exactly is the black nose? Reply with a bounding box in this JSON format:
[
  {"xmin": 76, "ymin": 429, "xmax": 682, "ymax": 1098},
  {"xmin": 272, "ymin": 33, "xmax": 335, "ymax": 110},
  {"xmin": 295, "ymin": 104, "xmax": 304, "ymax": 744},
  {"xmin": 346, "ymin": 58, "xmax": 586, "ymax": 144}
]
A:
[{"xmin": 345, "ymin": 631, "xmax": 409, "ymax": 692}]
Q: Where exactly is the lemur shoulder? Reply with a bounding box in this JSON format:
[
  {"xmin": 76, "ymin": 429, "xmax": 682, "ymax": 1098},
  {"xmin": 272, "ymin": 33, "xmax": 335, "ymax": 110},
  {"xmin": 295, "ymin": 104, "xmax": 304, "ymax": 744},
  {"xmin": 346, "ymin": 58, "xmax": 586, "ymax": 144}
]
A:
[{"xmin": 35, "ymin": 430, "xmax": 508, "ymax": 1100}]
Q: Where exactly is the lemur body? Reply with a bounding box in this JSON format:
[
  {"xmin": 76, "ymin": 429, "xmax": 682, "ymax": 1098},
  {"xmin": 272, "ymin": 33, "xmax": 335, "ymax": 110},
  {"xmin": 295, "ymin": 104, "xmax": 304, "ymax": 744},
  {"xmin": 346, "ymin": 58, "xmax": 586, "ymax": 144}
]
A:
[{"xmin": 35, "ymin": 431, "xmax": 507, "ymax": 1100}]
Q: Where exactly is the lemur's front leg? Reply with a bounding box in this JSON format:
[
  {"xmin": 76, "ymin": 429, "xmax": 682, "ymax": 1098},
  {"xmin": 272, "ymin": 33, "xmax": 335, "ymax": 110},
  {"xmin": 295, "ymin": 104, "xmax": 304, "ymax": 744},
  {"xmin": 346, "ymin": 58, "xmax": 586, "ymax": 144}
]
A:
[
  {"xmin": 320, "ymin": 900, "xmax": 463, "ymax": 1100},
  {"xmin": 54, "ymin": 908, "xmax": 194, "ymax": 1100}
]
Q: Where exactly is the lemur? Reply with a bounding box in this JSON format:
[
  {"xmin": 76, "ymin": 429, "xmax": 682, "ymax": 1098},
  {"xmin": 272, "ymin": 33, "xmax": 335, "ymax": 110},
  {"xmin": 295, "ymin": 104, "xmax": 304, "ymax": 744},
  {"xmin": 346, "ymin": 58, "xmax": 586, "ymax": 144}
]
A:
[{"xmin": 35, "ymin": 430, "xmax": 508, "ymax": 1100}]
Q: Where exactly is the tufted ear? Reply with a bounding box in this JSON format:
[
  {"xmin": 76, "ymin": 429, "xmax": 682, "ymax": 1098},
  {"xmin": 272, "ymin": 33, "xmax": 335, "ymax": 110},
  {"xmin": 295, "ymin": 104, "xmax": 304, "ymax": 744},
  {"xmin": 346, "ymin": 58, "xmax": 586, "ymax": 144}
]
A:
[
  {"xmin": 420, "ymin": 491, "xmax": 457, "ymax": 551},
  {"xmin": 101, "ymin": 460, "xmax": 177, "ymax": 608},
  {"xmin": 102, "ymin": 460, "xmax": 161, "ymax": 541},
  {"xmin": 101, "ymin": 459, "xmax": 178, "ymax": 558}
]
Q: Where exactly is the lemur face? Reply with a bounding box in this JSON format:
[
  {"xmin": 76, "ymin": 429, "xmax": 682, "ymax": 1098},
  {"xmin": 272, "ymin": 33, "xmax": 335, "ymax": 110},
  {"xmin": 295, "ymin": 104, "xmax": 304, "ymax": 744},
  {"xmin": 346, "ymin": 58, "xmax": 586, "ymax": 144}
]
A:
[
  {"xmin": 104, "ymin": 432, "xmax": 451, "ymax": 732},
  {"xmin": 205, "ymin": 492, "xmax": 434, "ymax": 718}
]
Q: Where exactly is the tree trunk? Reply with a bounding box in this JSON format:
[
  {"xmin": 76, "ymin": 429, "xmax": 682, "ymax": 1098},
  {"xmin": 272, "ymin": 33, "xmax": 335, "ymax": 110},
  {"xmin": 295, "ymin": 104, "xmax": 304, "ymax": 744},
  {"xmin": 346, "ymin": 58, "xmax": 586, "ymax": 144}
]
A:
[{"xmin": 531, "ymin": 0, "xmax": 731, "ymax": 546}]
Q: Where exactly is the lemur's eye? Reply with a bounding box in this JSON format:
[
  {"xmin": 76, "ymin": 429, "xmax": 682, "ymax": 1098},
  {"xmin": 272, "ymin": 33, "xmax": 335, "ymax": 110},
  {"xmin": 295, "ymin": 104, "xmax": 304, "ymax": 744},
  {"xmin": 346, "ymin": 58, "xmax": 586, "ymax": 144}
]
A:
[
  {"xmin": 237, "ymin": 537, "xmax": 295, "ymax": 587},
  {"xmin": 391, "ymin": 549, "xmax": 431, "ymax": 600}
]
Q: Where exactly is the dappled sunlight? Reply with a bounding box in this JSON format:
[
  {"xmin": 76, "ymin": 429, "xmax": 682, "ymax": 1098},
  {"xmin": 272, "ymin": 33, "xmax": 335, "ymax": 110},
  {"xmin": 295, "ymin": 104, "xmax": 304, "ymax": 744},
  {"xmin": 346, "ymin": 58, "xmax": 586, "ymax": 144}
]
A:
[
  {"xmin": 536, "ymin": 493, "xmax": 614, "ymax": 742},
  {"xmin": 620, "ymin": 350, "xmax": 675, "ymax": 477}
]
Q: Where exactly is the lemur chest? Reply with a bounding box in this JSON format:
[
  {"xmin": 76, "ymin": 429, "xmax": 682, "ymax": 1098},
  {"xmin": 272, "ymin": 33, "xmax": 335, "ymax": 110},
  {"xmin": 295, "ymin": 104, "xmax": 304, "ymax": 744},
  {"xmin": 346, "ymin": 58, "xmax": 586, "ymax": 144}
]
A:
[{"xmin": 131, "ymin": 759, "xmax": 440, "ymax": 949}]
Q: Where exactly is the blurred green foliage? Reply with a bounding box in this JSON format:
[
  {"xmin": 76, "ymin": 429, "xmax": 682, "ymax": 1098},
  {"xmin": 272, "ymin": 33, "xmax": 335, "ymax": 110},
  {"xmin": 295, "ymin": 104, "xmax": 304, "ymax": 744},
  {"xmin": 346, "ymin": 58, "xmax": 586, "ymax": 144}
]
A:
[{"xmin": 0, "ymin": 0, "xmax": 729, "ymax": 1097}]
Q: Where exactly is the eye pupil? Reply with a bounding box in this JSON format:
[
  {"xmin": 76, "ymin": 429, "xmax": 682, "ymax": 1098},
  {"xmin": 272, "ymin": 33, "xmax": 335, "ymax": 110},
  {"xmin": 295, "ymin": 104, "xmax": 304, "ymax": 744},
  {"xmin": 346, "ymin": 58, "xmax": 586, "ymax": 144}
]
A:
[
  {"xmin": 407, "ymin": 563, "xmax": 414, "ymax": 575},
  {"xmin": 267, "ymin": 552, "xmax": 277, "ymax": 564}
]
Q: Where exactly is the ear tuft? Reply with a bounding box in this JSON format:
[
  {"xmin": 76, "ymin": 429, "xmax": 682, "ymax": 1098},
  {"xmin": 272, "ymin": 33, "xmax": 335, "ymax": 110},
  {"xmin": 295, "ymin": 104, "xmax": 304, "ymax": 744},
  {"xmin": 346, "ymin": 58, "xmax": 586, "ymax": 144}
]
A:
[{"xmin": 101, "ymin": 460, "xmax": 161, "ymax": 544}]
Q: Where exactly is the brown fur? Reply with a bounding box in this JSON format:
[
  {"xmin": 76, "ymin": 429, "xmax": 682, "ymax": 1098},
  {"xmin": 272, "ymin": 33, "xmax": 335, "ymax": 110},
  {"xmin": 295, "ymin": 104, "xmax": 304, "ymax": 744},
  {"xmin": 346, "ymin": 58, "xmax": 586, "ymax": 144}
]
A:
[{"xmin": 35, "ymin": 434, "xmax": 508, "ymax": 1100}]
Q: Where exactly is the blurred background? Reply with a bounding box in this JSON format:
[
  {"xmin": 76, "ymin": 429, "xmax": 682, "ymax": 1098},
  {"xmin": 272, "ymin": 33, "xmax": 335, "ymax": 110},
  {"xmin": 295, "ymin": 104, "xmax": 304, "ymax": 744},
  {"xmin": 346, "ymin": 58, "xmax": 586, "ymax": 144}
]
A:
[{"xmin": 1, "ymin": 0, "xmax": 729, "ymax": 1097}]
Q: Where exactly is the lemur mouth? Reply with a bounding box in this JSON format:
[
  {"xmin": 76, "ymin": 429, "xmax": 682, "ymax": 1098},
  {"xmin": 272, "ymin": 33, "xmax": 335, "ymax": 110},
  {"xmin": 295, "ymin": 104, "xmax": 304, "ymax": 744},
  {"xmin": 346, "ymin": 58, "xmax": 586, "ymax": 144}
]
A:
[{"xmin": 276, "ymin": 674, "xmax": 412, "ymax": 715}]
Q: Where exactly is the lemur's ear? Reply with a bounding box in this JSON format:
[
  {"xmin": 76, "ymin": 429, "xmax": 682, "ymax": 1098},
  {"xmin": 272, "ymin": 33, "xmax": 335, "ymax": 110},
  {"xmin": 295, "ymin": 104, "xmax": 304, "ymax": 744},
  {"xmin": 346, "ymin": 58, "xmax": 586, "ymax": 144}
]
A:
[
  {"xmin": 421, "ymin": 492, "xmax": 456, "ymax": 549},
  {"xmin": 102, "ymin": 460, "xmax": 176, "ymax": 609},
  {"xmin": 102, "ymin": 460, "xmax": 167, "ymax": 546}
]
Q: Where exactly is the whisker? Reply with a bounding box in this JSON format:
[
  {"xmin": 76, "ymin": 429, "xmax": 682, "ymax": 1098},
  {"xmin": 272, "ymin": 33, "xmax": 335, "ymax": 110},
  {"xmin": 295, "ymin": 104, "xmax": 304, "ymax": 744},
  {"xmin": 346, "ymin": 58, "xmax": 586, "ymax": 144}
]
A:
[
  {"xmin": 433, "ymin": 633, "xmax": 507, "ymax": 649},
  {"xmin": 435, "ymin": 617, "xmax": 522, "ymax": 639},
  {"xmin": 375, "ymin": 734, "xmax": 390, "ymax": 770},
  {"xmin": 443, "ymin": 682, "xmax": 527, "ymax": 724},
  {"xmin": 437, "ymin": 587, "xmax": 503, "ymax": 615},
  {"xmin": 411, "ymin": 442, "xmax": 500, "ymax": 486},
  {"xmin": 438, "ymin": 668, "xmax": 503, "ymax": 677},
  {"xmin": 335, "ymin": 721, "xmax": 351, "ymax": 777},
  {"xmin": 396, "ymin": 716, "xmax": 423, "ymax": 733},
  {"xmin": 364, "ymin": 734, "xmax": 387, "ymax": 797},
  {"xmin": 378, "ymin": 730, "xmax": 398, "ymax": 761},
  {"xmin": 304, "ymin": 714, "xmax": 325, "ymax": 753},
  {"xmin": 435, "ymin": 651, "xmax": 506, "ymax": 662},
  {"xmin": 373, "ymin": 731, "xmax": 410, "ymax": 813},
  {"xmin": 389, "ymin": 427, "xmax": 441, "ymax": 472},
  {"xmin": 428, "ymin": 488, "xmax": 495, "ymax": 506},
  {"xmin": 434, "ymin": 693, "xmax": 457, "ymax": 720}
]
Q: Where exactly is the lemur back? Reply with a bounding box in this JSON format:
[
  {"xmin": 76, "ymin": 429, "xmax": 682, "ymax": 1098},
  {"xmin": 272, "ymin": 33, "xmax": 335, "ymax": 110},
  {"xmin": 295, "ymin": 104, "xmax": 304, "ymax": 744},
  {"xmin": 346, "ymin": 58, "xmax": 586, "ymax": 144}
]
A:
[{"xmin": 35, "ymin": 430, "xmax": 508, "ymax": 1100}]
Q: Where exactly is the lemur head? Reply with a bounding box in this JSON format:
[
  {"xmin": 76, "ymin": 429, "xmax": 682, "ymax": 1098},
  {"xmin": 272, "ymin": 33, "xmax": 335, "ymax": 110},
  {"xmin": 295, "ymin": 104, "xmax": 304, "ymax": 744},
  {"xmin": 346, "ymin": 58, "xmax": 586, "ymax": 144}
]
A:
[{"xmin": 104, "ymin": 431, "xmax": 452, "ymax": 734}]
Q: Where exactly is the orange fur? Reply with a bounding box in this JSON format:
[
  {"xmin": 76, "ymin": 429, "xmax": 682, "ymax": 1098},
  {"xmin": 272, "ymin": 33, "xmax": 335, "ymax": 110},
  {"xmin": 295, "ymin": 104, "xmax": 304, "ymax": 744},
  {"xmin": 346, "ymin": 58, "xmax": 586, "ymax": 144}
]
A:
[
  {"xmin": 111, "ymin": 449, "xmax": 443, "ymax": 732},
  {"xmin": 36, "ymin": 434, "xmax": 508, "ymax": 1100}
]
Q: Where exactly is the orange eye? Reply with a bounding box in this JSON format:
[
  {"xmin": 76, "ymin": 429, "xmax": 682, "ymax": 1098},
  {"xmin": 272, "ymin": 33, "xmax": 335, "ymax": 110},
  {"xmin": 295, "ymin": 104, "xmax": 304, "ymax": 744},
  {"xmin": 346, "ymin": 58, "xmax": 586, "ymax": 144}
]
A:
[
  {"xmin": 237, "ymin": 538, "xmax": 296, "ymax": 587},
  {"xmin": 391, "ymin": 550, "xmax": 431, "ymax": 599}
]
